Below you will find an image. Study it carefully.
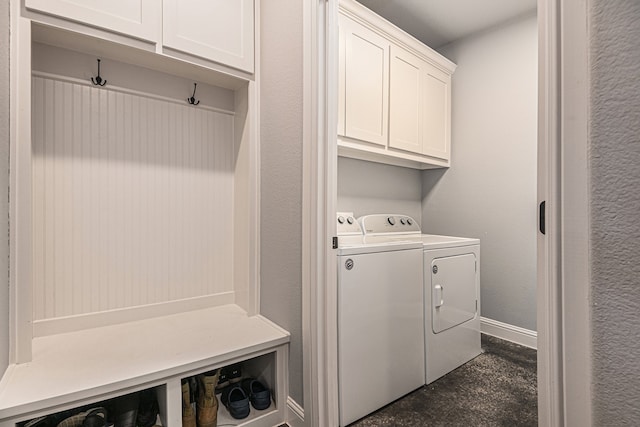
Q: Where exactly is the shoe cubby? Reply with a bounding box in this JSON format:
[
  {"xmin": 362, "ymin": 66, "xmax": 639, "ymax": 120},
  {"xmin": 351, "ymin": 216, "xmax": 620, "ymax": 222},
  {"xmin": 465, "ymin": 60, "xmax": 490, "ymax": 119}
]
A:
[
  {"xmin": 176, "ymin": 349, "xmax": 285, "ymax": 427},
  {"xmin": 218, "ymin": 354, "xmax": 278, "ymax": 424},
  {"xmin": 15, "ymin": 385, "xmax": 166, "ymax": 427}
]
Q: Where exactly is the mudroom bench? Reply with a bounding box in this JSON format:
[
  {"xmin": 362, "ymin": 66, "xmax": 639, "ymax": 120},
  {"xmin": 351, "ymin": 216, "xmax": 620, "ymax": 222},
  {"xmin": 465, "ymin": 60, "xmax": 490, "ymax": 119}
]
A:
[{"xmin": 0, "ymin": 305, "xmax": 290, "ymax": 427}]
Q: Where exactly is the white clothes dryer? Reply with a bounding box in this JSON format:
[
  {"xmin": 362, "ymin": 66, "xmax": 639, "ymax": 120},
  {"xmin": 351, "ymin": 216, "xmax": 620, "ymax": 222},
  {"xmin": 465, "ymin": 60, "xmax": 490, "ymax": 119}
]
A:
[
  {"xmin": 359, "ymin": 214, "xmax": 482, "ymax": 384},
  {"xmin": 336, "ymin": 213, "xmax": 425, "ymax": 426}
]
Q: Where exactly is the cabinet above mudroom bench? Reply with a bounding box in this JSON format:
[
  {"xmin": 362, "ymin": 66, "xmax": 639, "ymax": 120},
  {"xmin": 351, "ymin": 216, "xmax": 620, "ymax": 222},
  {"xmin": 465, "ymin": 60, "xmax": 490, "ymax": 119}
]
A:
[
  {"xmin": 23, "ymin": 0, "xmax": 254, "ymax": 74},
  {"xmin": 338, "ymin": 0, "xmax": 456, "ymax": 169}
]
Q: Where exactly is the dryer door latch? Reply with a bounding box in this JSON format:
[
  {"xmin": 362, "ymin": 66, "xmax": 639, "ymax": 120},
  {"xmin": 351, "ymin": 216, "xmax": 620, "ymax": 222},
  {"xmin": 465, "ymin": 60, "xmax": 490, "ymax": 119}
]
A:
[{"xmin": 434, "ymin": 285, "xmax": 444, "ymax": 308}]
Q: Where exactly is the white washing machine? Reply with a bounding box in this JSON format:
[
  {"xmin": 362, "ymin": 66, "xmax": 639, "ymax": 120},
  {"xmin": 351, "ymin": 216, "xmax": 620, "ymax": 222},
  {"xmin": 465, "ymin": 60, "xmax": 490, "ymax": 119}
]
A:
[
  {"xmin": 336, "ymin": 213, "xmax": 425, "ymax": 426},
  {"xmin": 359, "ymin": 214, "xmax": 482, "ymax": 385}
]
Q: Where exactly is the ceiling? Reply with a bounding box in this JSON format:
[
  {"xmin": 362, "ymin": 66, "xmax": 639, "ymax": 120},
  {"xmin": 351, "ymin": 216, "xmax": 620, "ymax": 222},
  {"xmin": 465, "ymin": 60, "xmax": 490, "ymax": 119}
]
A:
[{"xmin": 355, "ymin": 0, "xmax": 537, "ymax": 49}]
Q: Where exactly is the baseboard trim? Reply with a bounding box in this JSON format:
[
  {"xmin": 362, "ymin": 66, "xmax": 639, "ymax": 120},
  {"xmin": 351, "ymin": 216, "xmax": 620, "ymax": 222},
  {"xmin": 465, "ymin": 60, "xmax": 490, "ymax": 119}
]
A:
[
  {"xmin": 286, "ymin": 396, "xmax": 304, "ymax": 427},
  {"xmin": 480, "ymin": 317, "xmax": 537, "ymax": 349}
]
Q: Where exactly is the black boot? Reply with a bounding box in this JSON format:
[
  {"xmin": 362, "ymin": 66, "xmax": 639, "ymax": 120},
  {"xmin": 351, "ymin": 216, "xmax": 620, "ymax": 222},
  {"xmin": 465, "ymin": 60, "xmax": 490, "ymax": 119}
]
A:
[
  {"xmin": 110, "ymin": 392, "xmax": 140, "ymax": 427},
  {"xmin": 136, "ymin": 389, "xmax": 159, "ymax": 427}
]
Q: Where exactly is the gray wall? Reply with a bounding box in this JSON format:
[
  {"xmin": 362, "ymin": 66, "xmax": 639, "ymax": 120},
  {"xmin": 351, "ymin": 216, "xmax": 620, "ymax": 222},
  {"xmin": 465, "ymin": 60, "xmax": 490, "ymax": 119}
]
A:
[
  {"xmin": 422, "ymin": 15, "xmax": 538, "ymax": 331},
  {"xmin": 337, "ymin": 157, "xmax": 422, "ymax": 221},
  {"xmin": 259, "ymin": 1, "xmax": 304, "ymax": 405},
  {"xmin": 590, "ymin": 0, "xmax": 640, "ymax": 423},
  {"xmin": 1, "ymin": 0, "xmax": 10, "ymax": 376}
]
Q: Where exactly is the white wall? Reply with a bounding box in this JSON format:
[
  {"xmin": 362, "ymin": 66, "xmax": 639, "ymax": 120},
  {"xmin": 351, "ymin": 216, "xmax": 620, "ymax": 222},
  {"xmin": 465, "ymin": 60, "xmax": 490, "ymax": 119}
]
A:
[
  {"xmin": 259, "ymin": 1, "xmax": 304, "ymax": 406},
  {"xmin": 589, "ymin": 0, "xmax": 640, "ymax": 423},
  {"xmin": 337, "ymin": 157, "xmax": 422, "ymax": 221},
  {"xmin": 422, "ymin": 14, "xmax": 538, "ymax": 331},
  {"xmin": 0, "ymin": 0, "xmax": 10, "ymax": 375}
]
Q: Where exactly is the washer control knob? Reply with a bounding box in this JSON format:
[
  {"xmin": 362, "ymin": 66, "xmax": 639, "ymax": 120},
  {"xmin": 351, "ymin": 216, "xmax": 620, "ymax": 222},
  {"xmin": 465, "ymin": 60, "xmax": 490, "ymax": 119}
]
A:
[
  {"xmin": 347, "ymin": 216, "xmax": 354, "ymax": 224},
  {"xmin": 407, "ymin": 218, "xmax": 413, "ymax": 226},
  {"xmin": 400, "ymin": 218, "xmax": 406, "ymax": 225},
  {"xmin": 337, "ymin": 216, "xmax": 345, "ymax": 224},
  {"xmin": 387, "ymin": 216, "xmax": 396, "ymax": 226}
]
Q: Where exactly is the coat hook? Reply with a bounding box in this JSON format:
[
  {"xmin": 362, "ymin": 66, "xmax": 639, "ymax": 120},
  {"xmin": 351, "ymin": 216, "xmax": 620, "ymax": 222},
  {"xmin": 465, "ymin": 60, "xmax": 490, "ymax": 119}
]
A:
[
  {"xmin": 187, "ymin": 83, "xmax": 200, "ymax": 105},
  {"xmin": 91, "ymin": 59, "xmax": 107, "ymax": 86}
]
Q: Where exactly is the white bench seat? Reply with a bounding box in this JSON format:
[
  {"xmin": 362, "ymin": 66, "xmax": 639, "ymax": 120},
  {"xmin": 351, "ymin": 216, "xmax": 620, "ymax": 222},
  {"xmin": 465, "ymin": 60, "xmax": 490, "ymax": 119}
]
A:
[{"xmin": 0, "ymin": 304, "xmax": 290, "ymax": 424}]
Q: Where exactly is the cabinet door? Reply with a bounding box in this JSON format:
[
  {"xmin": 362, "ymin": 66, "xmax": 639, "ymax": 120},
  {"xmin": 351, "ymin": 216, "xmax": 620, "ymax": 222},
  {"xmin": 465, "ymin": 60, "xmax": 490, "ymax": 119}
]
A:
[
  {"xmin": 389, "ymin": 45, "xmax": 423, "ymax": 154},
  {"xmin": 25, "ymin": 0, "xmax": 161, "ymax": 42},
  {"xmin": 422, "ymin": 63, "xmax": 451, "ymax": 160},
  {"xmin": 338, "ymin": 19, "xmax": 346, "ymax": 136},
  {"xmin": 342, "ymin": 16, "xmax": 389, "ymax": 146},
  {"xmin": 163, "ymin": 0, "xmax": 254, "ymax": 73}
]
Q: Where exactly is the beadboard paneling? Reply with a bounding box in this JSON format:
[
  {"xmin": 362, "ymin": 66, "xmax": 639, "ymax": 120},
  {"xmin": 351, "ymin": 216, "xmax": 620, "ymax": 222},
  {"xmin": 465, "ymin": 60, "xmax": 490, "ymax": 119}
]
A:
[{"xmin": 32, "ymin": 76, "xmax": 235, "ymax": 321}]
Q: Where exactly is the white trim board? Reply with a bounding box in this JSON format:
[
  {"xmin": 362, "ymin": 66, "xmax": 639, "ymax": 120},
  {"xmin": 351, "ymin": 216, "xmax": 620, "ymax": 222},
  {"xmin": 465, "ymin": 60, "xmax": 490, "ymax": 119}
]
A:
[
  {"xmin": 33, "ymin": 293, "xmax": 235, "ymax": 337},
  {"xmin": 480, "ymin": 317, "xmax": 537, "ymax": 350},
  {"xmin": 286, "ymin": 396, "xmax": 304, "ymax": 427}
]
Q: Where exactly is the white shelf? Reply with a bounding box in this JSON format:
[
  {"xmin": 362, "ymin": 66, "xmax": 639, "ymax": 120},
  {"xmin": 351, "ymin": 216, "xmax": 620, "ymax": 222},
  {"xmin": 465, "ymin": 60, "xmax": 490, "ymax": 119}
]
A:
[
  {"xmin": 0, "ymin": 304, "xmax": 289, "ymax": 421},
  {"xmin": 338, "ymin": 137, "xmax": 449, "ymax": 169}
]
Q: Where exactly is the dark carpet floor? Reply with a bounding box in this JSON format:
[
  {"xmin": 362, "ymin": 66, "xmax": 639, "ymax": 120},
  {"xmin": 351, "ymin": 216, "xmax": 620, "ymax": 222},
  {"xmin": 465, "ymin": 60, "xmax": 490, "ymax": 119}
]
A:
[{"xmin": 349, "ymin": 334, "xmax": 538, "ymax": 427}]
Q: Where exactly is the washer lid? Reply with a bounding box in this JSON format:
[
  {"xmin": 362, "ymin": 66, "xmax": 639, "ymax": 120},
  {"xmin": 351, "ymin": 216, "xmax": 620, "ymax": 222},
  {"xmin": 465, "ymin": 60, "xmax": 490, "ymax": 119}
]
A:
[{"xmin": 337, "ymin": 238, "xmax": 423, "ymax": 255}]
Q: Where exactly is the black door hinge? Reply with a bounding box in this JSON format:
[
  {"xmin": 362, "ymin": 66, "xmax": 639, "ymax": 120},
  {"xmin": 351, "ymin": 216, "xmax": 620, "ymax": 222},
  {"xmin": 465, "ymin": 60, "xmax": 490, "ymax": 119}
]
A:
[
  {"xmin": 332, "ymin": 236, "xmax": 338, "ymax": 249},
  {"xmin": 539, "ymin": 201, "xmax": 546, "ymax": 235}
]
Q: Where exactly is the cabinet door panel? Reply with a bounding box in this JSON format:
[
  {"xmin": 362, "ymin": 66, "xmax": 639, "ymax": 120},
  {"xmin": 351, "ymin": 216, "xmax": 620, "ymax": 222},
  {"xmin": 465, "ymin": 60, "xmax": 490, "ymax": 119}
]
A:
[
  {"xmin": 25, "ymin": 0, "xmax": 160, "ymax": 41},
  {"xmin": 163, "ymin": 0, "xmax": 254, "ymax": 73},
  {"xmin": 338, "ymin": 20, "xmax": 346, "ymax": 136},
  {"xmin": 389, "ymin": 46, "xmax": 422, "ymax": 154},
  {"xmin": 343, "ymin": 17, "xmax": 389, "ymax": 146},
  {"xmin": 422, "ymin": 65, "xmax": 450, "ymax": 159}
]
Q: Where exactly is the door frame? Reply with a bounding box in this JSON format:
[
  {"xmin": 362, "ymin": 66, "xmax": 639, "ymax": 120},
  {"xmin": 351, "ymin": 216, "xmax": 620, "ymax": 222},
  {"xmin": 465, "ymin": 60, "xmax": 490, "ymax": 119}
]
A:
[
  {"xmin": 302, "ymin": 0, "xmax": 592, "ymax": 425},
  {"xmin": 538, "ymin": 0, "xmax": 592, "ymax": 425},
  {"xmin": 302, "ymin": 1, "xmax": 339, "ymax": 426}
]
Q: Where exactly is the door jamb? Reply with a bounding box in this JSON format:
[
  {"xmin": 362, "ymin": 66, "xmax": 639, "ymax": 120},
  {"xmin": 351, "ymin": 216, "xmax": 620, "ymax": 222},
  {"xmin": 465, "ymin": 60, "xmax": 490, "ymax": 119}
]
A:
[{"xmin": 302, "ymin": 0, "xmax": 592, "ymax": 425}]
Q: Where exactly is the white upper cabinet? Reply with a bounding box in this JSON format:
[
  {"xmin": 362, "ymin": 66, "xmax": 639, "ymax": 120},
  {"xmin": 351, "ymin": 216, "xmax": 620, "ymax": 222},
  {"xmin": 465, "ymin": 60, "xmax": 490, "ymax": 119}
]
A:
[
  {"xmin": 24, "ymin": 0, "xmax": 255, "ymax": 75},
  {"xmin": 338, "ymin": 0, "xmax": 455, "ymax": 169},
  {"xmin": 341, "ymin": 15, "xmax": 389, "ymax": 146},
  {"xmin": 389, "ymin": 45, "xmax": 451, "ymax": 161},
  {"xmin": 25, "ymin": 0, "xmax": 161, "ymax": 42},
  {"xmin": 163, "ymin": 0, "xmax": 254, "ymax": 73},
  {"xmin": 422, "ymin": 63, "xmax": 451, "ymax": 160},
  {"xmin": 389, "ymin": 45, "xmax": 422, "ymax": 154}
]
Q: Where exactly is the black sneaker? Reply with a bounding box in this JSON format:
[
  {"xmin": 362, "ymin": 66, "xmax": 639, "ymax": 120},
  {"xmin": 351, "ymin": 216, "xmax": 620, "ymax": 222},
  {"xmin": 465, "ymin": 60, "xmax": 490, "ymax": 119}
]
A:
[
  {"xmin": 221, "ymin": 384, "xmax": 250, "ymax": 419},
  {"xmin": 241, "ymin": 378, "xmax": 271, "ymax": 410}
]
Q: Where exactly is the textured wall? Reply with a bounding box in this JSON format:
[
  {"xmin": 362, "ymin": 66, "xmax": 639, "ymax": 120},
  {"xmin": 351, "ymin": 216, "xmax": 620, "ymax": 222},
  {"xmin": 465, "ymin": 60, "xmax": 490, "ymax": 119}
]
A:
[
  {"xmin": 423, "ymin": 15, "xmax": 538, "ymax": 331},
  {"xmin": 589, "ymin": 0, "xmax": 640, "ymax": 423},
  {"xmin": 259, "ymin": 1, "xmax": 304, "ymax": 405},
  {"xmin": 0, "ymin": 0, "xmax": 10, "ymax": 376},
  {"xmin": 337, "ymin": 157, "xmax": 422, "ymax": 221}
]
